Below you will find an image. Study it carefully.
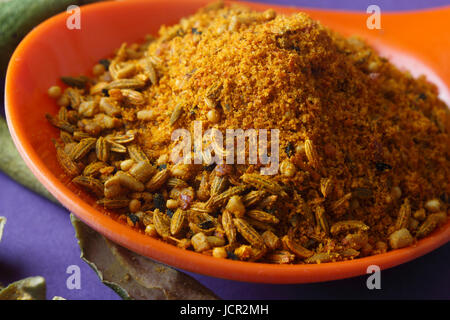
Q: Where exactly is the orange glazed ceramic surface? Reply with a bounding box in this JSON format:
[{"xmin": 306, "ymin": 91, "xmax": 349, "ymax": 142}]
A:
[{"xmin": 5, "ymin": 0, "xmax": 450, "ymax": 283}]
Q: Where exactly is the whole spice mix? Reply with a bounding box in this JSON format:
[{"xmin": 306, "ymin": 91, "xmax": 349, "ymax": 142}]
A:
[{"xmin": 46, "ymin": 2, "xmax": 449, "ymax": 264}]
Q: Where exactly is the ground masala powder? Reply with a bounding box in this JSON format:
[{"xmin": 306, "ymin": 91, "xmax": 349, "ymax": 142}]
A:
[{"xmin": 47, "ymin": 2, "xmax": 449, "ymax": 264}]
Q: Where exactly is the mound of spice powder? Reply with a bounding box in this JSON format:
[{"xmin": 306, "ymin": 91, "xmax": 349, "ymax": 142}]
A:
[{"xmin": 47, "ymin": 2, "xmax": 449, "ymax": 263}]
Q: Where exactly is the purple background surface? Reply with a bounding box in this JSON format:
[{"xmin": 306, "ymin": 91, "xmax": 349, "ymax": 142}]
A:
[{"xmin": 1, "ymin": 0, "xmax": 449, "ymax": 300}]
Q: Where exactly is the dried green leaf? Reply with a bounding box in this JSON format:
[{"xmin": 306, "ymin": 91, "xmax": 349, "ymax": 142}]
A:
[
  {"xmin": 352, "ymin": 187, "xmax": 373, "ymax": 200},
  {"xmin": 71, "ymin": 214, "xmax": 218, "ymax": 300},
  {"xmin": 0, "ymin": 216, "xmax": 5, "ymax": 242},
  {"xmin": 0, "ymin": 117, "xmax": 56, "ymax": 203},
  {"xmin": 0, "ymin": 276, "xmax": 46, "ymax": 300},
  {"xmin": 61, "ymin": 76, "xmax": 89, "ymax": 89}
]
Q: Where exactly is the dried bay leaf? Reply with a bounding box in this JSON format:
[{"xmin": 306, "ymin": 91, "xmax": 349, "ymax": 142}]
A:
[
  {"xmin": 0, "ymin": 216, "xmax": 5, "ymax": 242},
  {"xmin": 61, "ymin": 76, "xmax": 89, "ymax": 89},
  {"xmin": 71, "ymin": 214, "xmax": 218, "ymax": 300},
  {"xmin": 0, "ymin": 276, "xmax": 46, "ymax": 300},
  {"xmin": 0, "ymin": 219, "xmax": 49, "ymax": 300},
  {"xmin": 71, "ymin": 214, "xmax": 136, "ymax": 299},
  {"xmin": 106, "ymin": 241, "xmax": 219, "ymax": 300}
]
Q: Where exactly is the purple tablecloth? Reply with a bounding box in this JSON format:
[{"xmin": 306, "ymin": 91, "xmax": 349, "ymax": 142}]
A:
[{"xmin": 1, "ymin": 0, "xmax": 449, "ymax": 300}]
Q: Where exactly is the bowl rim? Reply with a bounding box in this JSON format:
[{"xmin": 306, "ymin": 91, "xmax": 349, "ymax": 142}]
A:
[{"xmin": 4, "ymin": 0, "xmax": 450, "ymax": 284}]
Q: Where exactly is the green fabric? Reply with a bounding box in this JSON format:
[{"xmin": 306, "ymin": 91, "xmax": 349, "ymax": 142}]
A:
[{"xmin": 0, "ymin": 117, "xmax": 57, "ymax": 203}]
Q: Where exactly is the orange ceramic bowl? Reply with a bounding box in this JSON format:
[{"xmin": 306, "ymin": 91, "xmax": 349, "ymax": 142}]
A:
[{"xmin": 5, "ymin": 0, "xmax": 450, "ymax": 283}]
